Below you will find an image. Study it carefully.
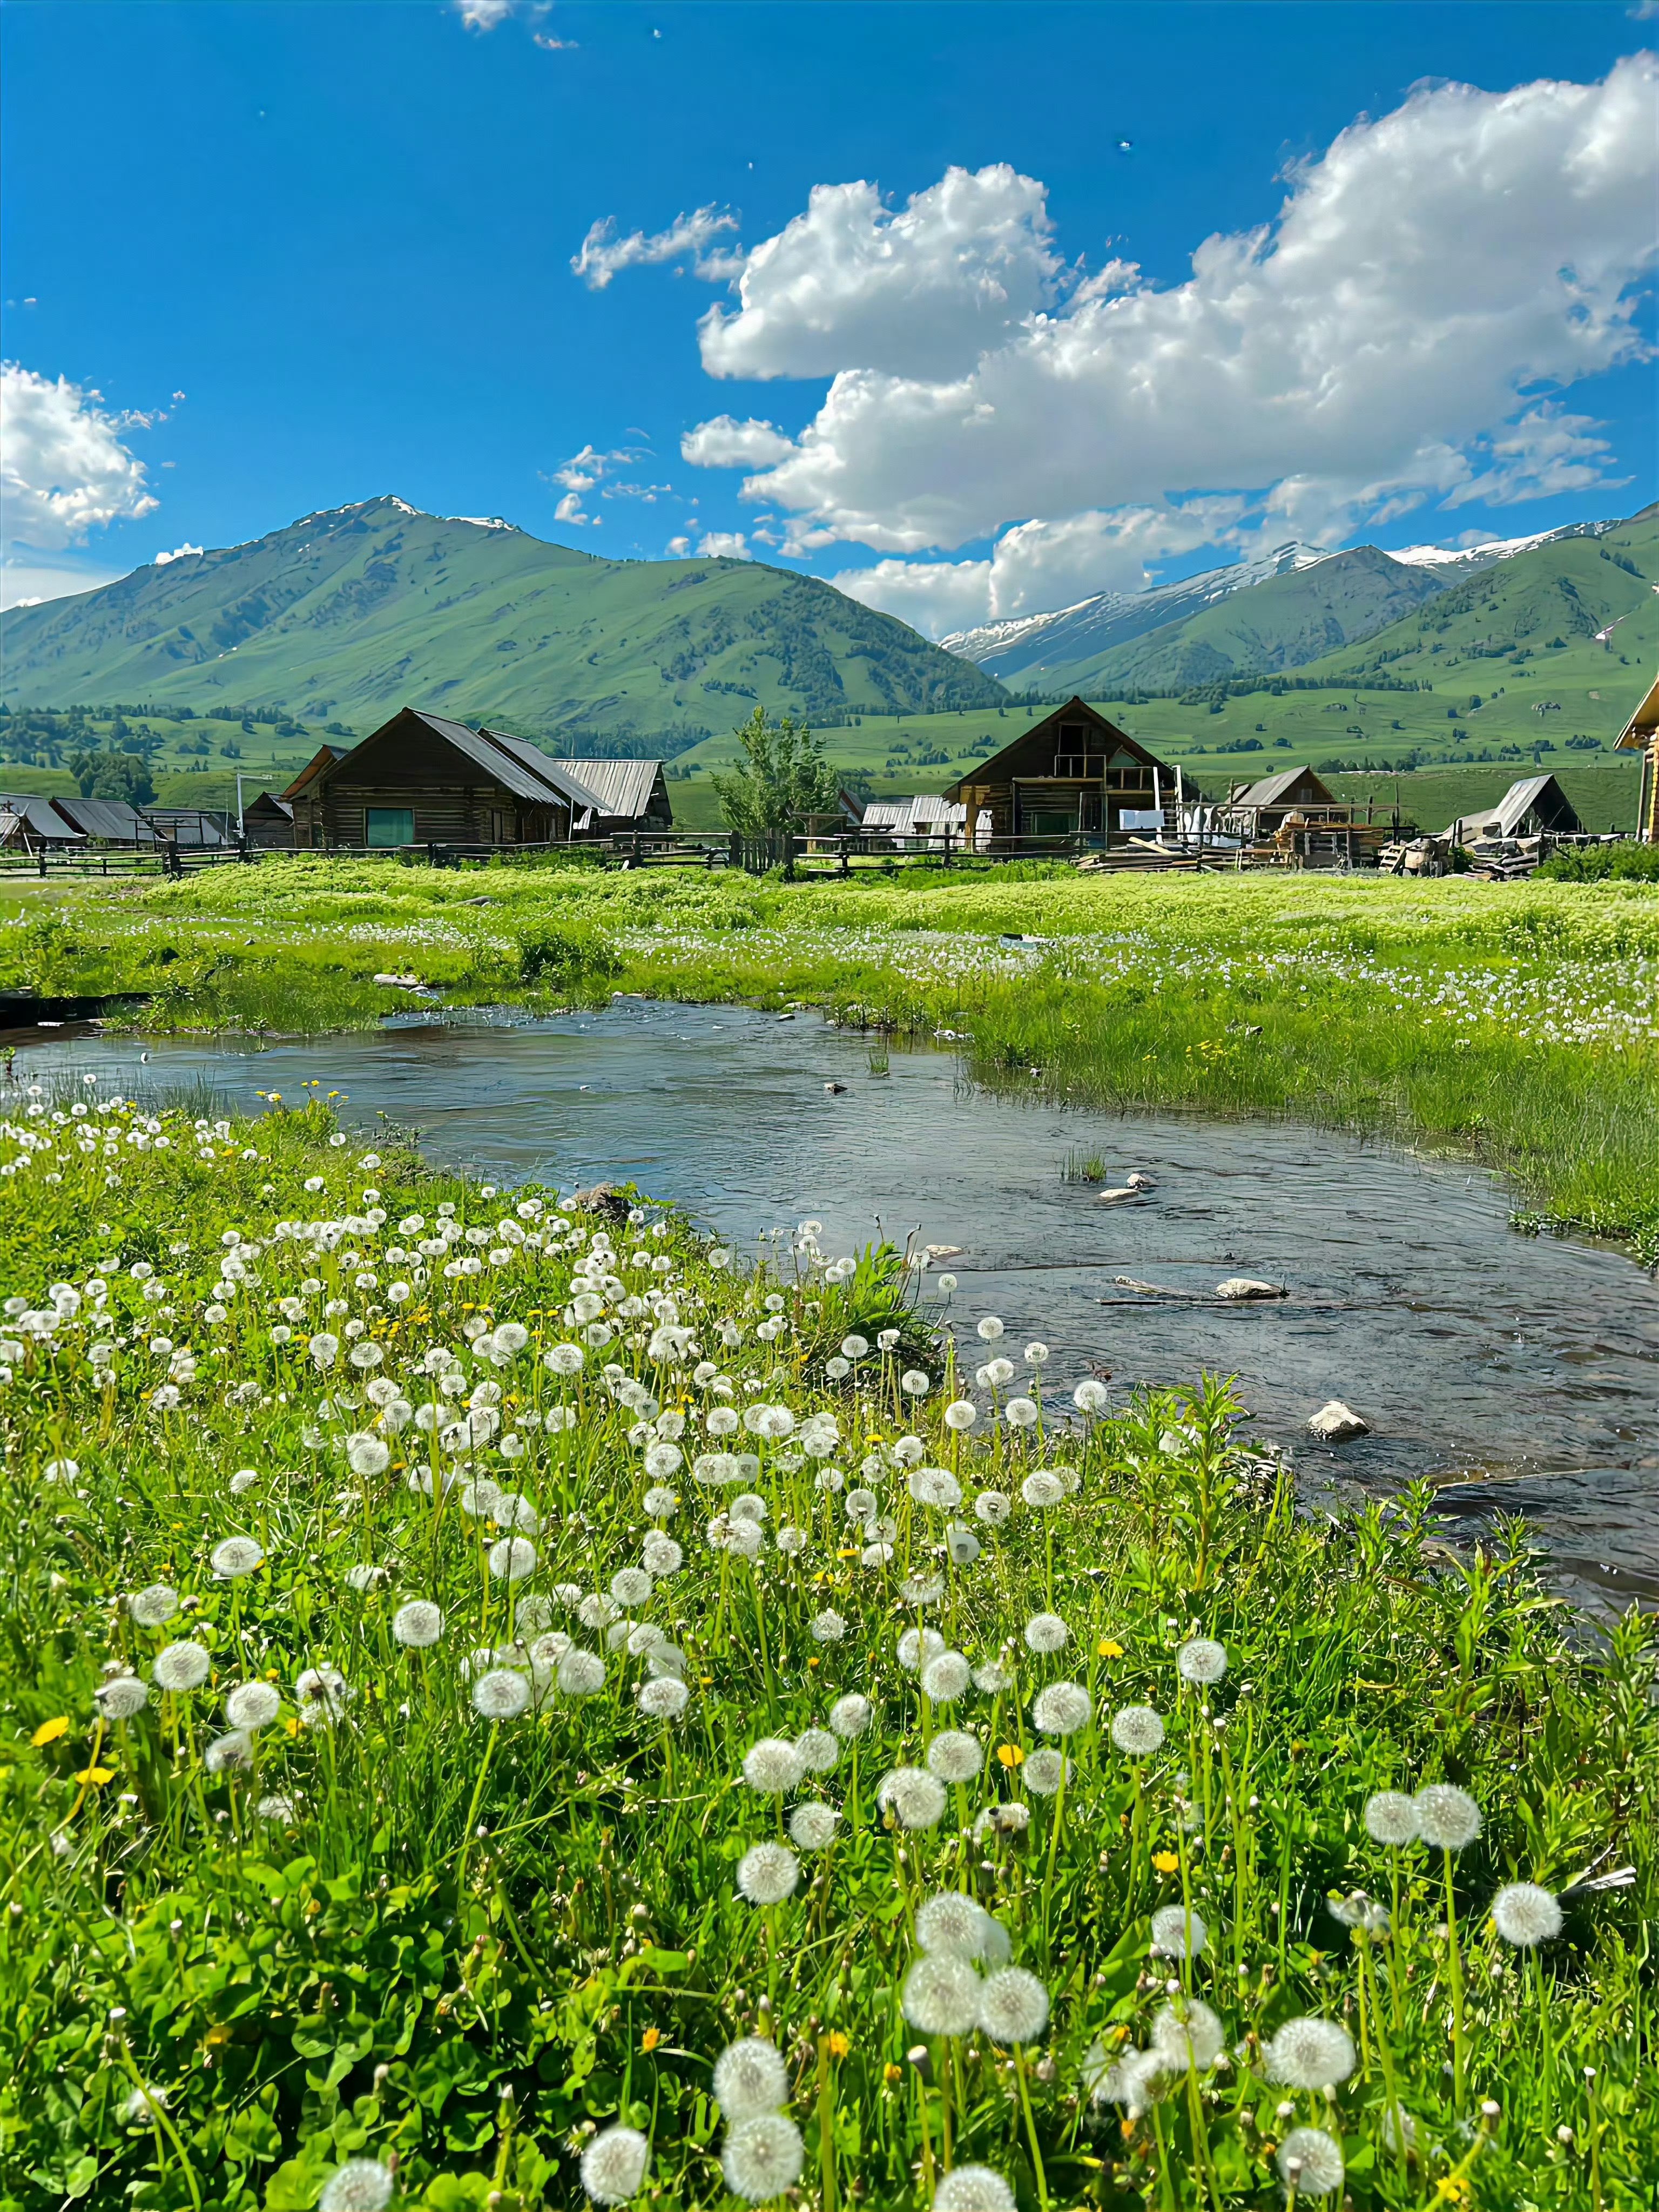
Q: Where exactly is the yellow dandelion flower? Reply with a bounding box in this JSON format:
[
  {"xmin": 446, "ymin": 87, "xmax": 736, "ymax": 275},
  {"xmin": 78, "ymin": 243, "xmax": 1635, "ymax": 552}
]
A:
[
  {"xmin": 640, "ymin": 2027, "xmax": 662, "ymax": 2053},
  {"xmin": 827, "ymin": 2031, "xmax": 849, "ymax": 2058},
  {"xmin": 1151, "ymin": 1850, "xmax": 1180, "ymax": 1875},
  {"xmin": 996, "ymin": 1743, "xmax": 1025, "ymax": 1769},
  {"xmin": 73, "ymin": 1765, "xmax": 116, "ymax": 1786},
  {"xmin": 1098, "ymin": 1638, "xmax": 1125, "ymax": 1658},
  {"xmin": 31, "ymin": 1717, "xmax": 69, "ymax": 1748}
]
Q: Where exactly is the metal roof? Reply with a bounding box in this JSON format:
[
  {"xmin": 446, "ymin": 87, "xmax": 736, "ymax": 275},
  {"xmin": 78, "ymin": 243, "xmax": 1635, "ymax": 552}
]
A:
[
  {"xmin": 50, "ymin": 795, "xmax": 156, "ymax": 842},
  {"xmin": 0, "ymin": 794, "xmax": 85, "ymax": 841},
  {"xmin": 145, "ymin": 808, "xmax": 231, "ymax": 846},
  {"xmin": 452, "ymin": 721, "xmax": 597, "ymax": 808},
  {"xmin": 1229, "ymin": 765, "xmax": 1332, "ymax": 810},
  {"xmin": 549, "ymin": 758, "xmax": 667, "ymax": 820},
  {"xmin": 245, "ymin": 793, "xmax": 294, "ymax": 820},
  {"xmin": 861, "ymin": 794, "xmax": 970, "ymax": 834},
  {"xmin": 1455, "ymin": 774, "xmax": 1582, "ymax": 839}
]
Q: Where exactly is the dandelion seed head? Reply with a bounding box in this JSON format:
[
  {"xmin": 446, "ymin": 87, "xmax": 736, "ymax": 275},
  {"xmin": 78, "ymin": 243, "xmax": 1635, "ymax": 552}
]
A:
[
  {"xmin": 1413, "ymin": 1783, "xmax": 1481, "ymax": 1851},
  {"xmin": 1276, "ymin": 2127, "xmax": 1344, "ymax": 2198},
  {"xmin": 932, "ymin": 2166, "xmax": 1015, "ymax": 2212},
  {"xmin": 210, "ymin": 1536, "xmax": 264, "ymax": 1580},
  {"xmin": 976, "ymin": 1965, "xmax": 1049, "ymax": 2044},
  {"xmin": 1072, "ymin": 1379, "xmax": 1109, "ymax": 1414},
  {"xmin": 943, "ymin": 1400, "xmax": 978, "ymax": 1432},
  {"xmin": 902, "ymin": 1953, "xmax": 982, "ymax": 2037},
  {"xmin": 828, "ymin": 1692, "xmax": 872, "ymax": 1738},
  {"xmin": 908, "ymin": 1466, "xmax": 961, "ymax": 1509},
  {"xmin": 97, "ymin": 1674, "xmax": 149, "ymax": 1719},
  {"xmin": 713, "ymin": 2035, "xmax": 790, "ymax": 2118},
  {"xmin": 205, "ymin": 1729, "xmax": 255, "ymax": 1773},
  {"xmin": 1032, "ymin": 1681, "xmax": 1090, "ymax": 1736},
  {"xmin": 811, "ymin": 1608, "xmax": 847, "ymax": 1643},
  {"xmin": 737, "ymin": 1840, "xmax": 800, "ymax": 1905},
  {"xmin": 921, "ymin": 1651, "xmax": 971, "ymax": 1703},
  {"xmin": 345, "ymin": 1434, "xmax": 390, "ymax": 1477},
  {"xmin": 1363, "ymin": 1790, "xmax": 1418, "ymax": 1846},
  {"xmin": 643, "ymin": 1485, "xmax": 679, "ymax": 1518},
  {"xmin": 1150, "ymin": 1905, "xmax": 1208, "ymax": 1960},
  {"xmin": 788, "ymin": 1800, "xmax": 839, "ymax": 1850},
  {"xmin": 1265, "ymin": 2017, "xmax": 1355, "ymax": 2089},
  {"xmin": 610, "ymin": 1566, "xmax": 653, "ymax": 1608},
  {"xmin": 637, "ymin": 1676, "xmax": 689, "ymax": 1719},
  {"xmin": 581, "ymin": 2123, "xmax": 649, "ymax": 2206},
  {"xmin": 225, "ymin": 1681, "xmax": 280, "ymax": 1730},
  {"xmin": 898, "ymin": 1625, "xmax": 947, "ymax": 1673},
  {"xmin": 877, "ymin": 1765, "xmax": 948, "ymax": 1829},
  {"xmin": 1151, "ymin": 1999, "xmax": 1224, "ymax": 2071},
  {"xmin": 471, "ymin": 1668, "xmax": 530, "ymax": 1720},
  {"xmin": 926, "ymin": 1729, "xmax": 983, "ymax": 1783},
  {"xmin": 318, "ymin": 2160, "xmax": 394, "ymax": 2212},
  {"xmin": 556, "ymin": 1649, "xmax": 606, "ymax": 1697},
  {"xmin": 1176, "ymin": 1637, "xmax": 1227, "ymax": 1685},
  {"xmin": 722, "ymin": 2113, "xmax": 804, "ymax": 2203},
  {"xmin": 1110, "ymin": 1704, "xmax": 1165, "ymax": 1756},
  {"xmin": 916, "ymin": 1891, "xmax": 995, "ymax": 1961},
  {"xmin": 487, "ymin": 1535, "xmax": 537, "ymax": 1582},
  {"xmin": 1492, "ymin": 1881, "xmax": 1562, "ymax": 1947},
  {"xmin": 744, "ymin": 1737, "xmax": 806, "ymax": 1794},
  {"xmin": 1023, "ymin": 1748, "xmax": 1068, "ymax": 1795},
  {"xmin": 794, "ymin": 1728, "xmax": 840, "ymax": 1773},
  {"xmin": 1087, "ymin": 2044, "xmax": 1167, "ymax": 2116},
  {"xmin": 974, "ymin": 1491, "xmax": 1011, "ymax": 1526},
  {"xmin": 1023, "ymin": 1613, "xmax": 1068, "ymax": 1654},
  {"xmin": 392, "ymin": 1600, "xmax": 443, "ymax": 1648},
  {"xmin": 129, "ymin": 1583, "xmax": 179, "ymax": 1628},
  {"xmin": 1020, "ymin": 1470, "xmax": 1063, "ymax": 1506},
  {"xmin": 152, "ymin": 1642, "xmax": 211, "ymax": 1693},
  {"xmin": 976, "ymin": 1316, "xmax": 1004, "ymax": 1341},
  {"xmin": 1004, "ymin": 1398, "xmax": 1040, "ymax": 1431}
]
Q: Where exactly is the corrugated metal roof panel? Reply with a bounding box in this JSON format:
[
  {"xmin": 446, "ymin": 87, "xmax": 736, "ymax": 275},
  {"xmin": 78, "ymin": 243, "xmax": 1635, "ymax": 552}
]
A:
[
  {"xmin": 0, "ymin": 794, "xmax": 86, "ymax": 841},
  {"xmin": 552, "ymin": 758, "xmax": 665, "ymax": 819},
  {"xmin": 50, "ymin": 796, "xmax": 154, "ymax": 841},
  {"xmin": 1231, "ymin": 766, "xmax": 1323, "ymax": 810}
]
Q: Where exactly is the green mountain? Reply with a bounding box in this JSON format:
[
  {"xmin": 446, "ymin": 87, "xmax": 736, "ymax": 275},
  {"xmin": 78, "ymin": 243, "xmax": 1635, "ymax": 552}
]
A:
[
  {"xmin": 1299, "ymin": 507, "xmax": 1659, "ymax": 689},
  {"xmin": 0, "ymin": 495, "xmax": 1004, "ymax": 741},
  {"xmin": 1029, "ymin": 545, "xmax": 1452, "ymax": 694}
]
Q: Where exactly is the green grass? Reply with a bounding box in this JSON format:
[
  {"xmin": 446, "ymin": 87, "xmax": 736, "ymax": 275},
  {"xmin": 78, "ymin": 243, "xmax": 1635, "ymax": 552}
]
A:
[
  {"xmin": 5, "ymin": 865, "xmax": 1657, "ymax": 1266},
  {"xmin": 2, "ymin": 1096, "xmax": 1655, "ymax": 2210}
]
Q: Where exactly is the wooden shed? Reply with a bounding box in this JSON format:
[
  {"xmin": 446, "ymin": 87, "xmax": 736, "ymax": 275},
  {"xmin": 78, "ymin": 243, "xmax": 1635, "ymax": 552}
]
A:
[
  {"xmin": 1226, "ymin": 764, "xmax": 1342, "ymax": 833},
  {"xmin": 242, "ymin": 792, "xmax": 296, "ymax": 849},
  {"xmin": 1615, "ymin": 673, "xmax": 1659, "ymax": 844},
  {"xmin": 286, "ymin": 710, "xmax": 594, "ymax": 849},
  {"xmin": 944, "ymin": 697, "xmax": 1175, "ymax": 847},
  {"xmin": 1448, "ymin": 774, "xmax": 1584, "ymax": 844}
]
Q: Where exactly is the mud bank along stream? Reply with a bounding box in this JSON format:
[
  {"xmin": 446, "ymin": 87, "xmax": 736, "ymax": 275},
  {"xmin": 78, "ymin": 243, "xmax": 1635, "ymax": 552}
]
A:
[{"xmin": 13, "ymin": 996, "xmax": 1658, "ymax": 1610}]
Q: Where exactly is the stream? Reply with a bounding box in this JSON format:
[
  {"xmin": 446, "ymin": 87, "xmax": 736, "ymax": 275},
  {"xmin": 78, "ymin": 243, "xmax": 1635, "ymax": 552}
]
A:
[{"xmin": 9, "ymin": 997, "xmax": 1657, "ymax": 1611}]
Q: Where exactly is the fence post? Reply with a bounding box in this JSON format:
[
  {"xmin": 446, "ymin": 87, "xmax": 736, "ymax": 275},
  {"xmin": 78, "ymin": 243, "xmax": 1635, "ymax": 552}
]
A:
[{"xmin": 37, "ymin": 849, "xmax": 46, "ymax": 879}]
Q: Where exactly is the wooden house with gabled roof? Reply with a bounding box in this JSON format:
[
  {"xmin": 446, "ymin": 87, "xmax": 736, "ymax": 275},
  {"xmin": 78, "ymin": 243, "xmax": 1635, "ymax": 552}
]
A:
[
  {"xmin": 943, "ymin": 697, "xmax": 1176, "ymax": 848},
  {"xmin": 1615, "ymin": 672, "xmax": 1659, "ymax": 843}
]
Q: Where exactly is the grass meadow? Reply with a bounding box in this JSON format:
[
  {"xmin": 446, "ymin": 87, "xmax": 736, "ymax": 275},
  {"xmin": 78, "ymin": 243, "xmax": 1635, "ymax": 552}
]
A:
[
  {"xmin": 4, "ymin": 864, "xmax": 1657, "ymax": 1265},
  {"xmin": 2, "ymin": 1089, "xmax": 1656, "ymax": 2212}
]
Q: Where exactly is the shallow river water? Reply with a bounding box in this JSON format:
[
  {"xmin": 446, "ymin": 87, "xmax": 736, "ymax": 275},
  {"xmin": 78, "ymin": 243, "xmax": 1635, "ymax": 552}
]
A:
[{"xmin": 12, "ymin": 999, "xmax": 1658, "ymax": 1608}]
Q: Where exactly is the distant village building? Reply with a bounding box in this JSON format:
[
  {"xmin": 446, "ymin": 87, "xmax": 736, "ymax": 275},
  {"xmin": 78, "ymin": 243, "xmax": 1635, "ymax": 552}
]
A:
[
  {"xmin": 0, "ymin": 795, "xmax": 84, "ymax": 850},
  {"xmin": 242, "ymin": 793, "xmax": 296, "ymax": 848},
  {"xmin": 858, "ymin": 794, "xmax": 984, "ymax": 847},
  {"xmin": 49, "ymin": 795, "xmax": 158, "ymax": 845},
  {"xmin": 1225, "ymin": 764, "xmax": 1344, "ymax": 836},
  {"xmin": 279, "ymin": 710, "xmax": 671, "ymax": 849},
  {"xmin": 944, "ymin": 698, "xmax": 1176, "ymax": 847},
  {"xmin": 1616, "ymin": 673, "xmax": 1659, "ymax": 843},
  {"xmin": 1447, "ymin": 774, "xmax": 1584, "ymax": 844}
]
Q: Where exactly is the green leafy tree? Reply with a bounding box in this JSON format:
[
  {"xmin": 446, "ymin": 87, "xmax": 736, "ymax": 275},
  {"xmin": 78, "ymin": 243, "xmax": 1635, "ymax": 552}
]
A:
[
  {"xmin": 88, "ymin": 752, "xmax": 157, "ymax": 806},
  {"xmin": 711, "ymin": 705, "xmax": 841, "ymax": 838}
]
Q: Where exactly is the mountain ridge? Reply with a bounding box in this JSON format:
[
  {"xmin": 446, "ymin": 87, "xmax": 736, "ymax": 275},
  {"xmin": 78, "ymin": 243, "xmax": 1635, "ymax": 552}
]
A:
[{"xmin": 0, "ymin": 496, "xmax": 1005, "ymax": 738}]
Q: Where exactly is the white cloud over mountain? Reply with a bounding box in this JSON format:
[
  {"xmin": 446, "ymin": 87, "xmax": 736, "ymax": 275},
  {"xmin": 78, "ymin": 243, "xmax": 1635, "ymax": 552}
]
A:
[
  {"xmin": 697, "ymin": 165, "xmax": 1059, "ymax": 381},
  {"xmin": 679, "ymin": 415, "xmax": 798, "ymax": 468},
  {"xmin": 665, "ymin": 55, "xmax": 1656, "ymax": 630},
  {"xmin": 1, "ymin": 362, "xmax": 160, "ymax": 554}
]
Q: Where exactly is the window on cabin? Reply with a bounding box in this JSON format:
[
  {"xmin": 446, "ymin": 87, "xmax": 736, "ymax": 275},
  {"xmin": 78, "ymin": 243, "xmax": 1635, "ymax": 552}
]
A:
[{"xmin": 365, "ymin": 807, "xmax": 414, "ymax": 847}]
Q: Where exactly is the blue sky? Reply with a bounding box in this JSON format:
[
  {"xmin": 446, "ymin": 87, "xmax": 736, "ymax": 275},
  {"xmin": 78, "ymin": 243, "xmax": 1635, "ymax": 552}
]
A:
[{"xmin": 2, "ymin": 1, "xmax": 1654, "ymax": 630}]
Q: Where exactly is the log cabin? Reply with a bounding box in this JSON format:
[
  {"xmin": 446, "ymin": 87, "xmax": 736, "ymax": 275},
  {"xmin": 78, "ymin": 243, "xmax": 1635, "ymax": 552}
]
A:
[
  {"xmin": 1616, "ymin": 673, "xmax": 1659, "ymax": 843},
  {"xmin": 285, "ymin": 710, "xmax": 584, "ymax": 849},
  {"xmin": 943, "ymin": 698, "xmax": 1175, "ymax": 848}
]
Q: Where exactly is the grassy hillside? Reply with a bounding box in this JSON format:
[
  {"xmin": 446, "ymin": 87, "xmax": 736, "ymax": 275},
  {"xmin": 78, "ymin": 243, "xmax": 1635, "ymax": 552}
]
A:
[
  {"xmin": 0, "ymin": 495, "xmax": 1004, "ymax": 740},
  {"xmin": 1029, "ymin": 544, "xmax": 1450, "ymax": 693}
]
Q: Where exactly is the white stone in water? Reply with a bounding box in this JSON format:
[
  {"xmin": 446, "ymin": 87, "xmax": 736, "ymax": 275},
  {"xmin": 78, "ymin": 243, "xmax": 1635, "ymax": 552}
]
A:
[
  {"xmin": 1308, "ymin": 1399, "xmax": 1369, "ymax": 1444},
  {"xmin": 1216, "ymin": 1278, "xmax": 1286, "ymax": 1301},
  {"xmin": 1096, "ymin": 1187, "xmax": 1140, "ymax": 1204}
]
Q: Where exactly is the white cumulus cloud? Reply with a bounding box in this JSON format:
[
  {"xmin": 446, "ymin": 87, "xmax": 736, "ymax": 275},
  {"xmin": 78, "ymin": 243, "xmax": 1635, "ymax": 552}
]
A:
[
  {"xmin": 1, "ymin": 361, "xmax": 160, "ymax": 551},
  {"xmin": 730, "ymin": 56, "xmax": 1656, "ymax": 557},
  {"xmin": 698, "ymin": 164, "xmax": 1058, "ymax": 382},
  {"xmin": 680, "ymin": 415, "xmax": 798, "ymax": 469},
  {"xmin": 834, "ymin": 501, "xmax": 1246, "ymax": 637},
  {"xmin": 454, "ymin": 0, "xmax": 515, "ymax": 28},
  {"xmin": 572, "ymin": 206, "xmax": 740, "ymax": 291},
  {"xmin": 696, "ymin": 531, "xmax": 751, "ymax": 559}
]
